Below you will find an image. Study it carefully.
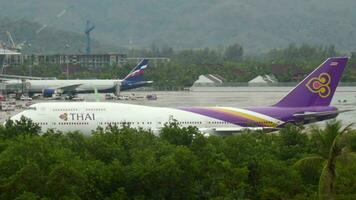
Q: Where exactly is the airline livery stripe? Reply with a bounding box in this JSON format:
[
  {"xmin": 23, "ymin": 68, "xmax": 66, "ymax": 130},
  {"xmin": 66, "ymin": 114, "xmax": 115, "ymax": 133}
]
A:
[
  {"xmin": 180, "ymin": 107, "xmax": 278, "ymax": 127},
  {"xmin": 209, "ymin": 107, "xmax": 277, "ymax": 127}
]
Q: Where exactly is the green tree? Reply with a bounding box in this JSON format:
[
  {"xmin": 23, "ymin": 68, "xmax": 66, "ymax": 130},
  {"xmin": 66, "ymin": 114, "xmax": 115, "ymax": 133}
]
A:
[
  {"xmin": 160, "ymin": 121, "xmax": 202, "ymax": 146},
  {"xmin": 295, "ymin": 121, "xmax": 356, "ymax": 199},
  {"xmin": 45, "ymin": 164, "xmax": 86, "ymax": 199},
  {"xmin": 278, "ymin": 124, "xmax": 309, "ymax": 161},
  {"xmin": 1, "ymin": 117, "xmax": 40, "ymax": 139},
  {"xmin": 14, "ymin": 192, "xmax": 39, "ymax": 200},
  {"xmin": 224, "ymin": 43, "xmax": 244, "ymax": 61}
]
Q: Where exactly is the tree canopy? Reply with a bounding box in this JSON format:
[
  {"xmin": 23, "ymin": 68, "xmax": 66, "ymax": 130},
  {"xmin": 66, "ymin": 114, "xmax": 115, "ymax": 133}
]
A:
[{"xmin": 0, "ymin": 119, "xmax": 355, "ymax": 199}]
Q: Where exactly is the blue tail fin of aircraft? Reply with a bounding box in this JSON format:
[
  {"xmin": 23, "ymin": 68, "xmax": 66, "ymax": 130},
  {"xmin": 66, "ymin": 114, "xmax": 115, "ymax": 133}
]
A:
[
  {"xmin": 120, "ymin": 59, "xmax": 151, "ymax": 91},
  {"xmin": 123, "ymin": 59, "xmax": 149, "ymax": 82}
]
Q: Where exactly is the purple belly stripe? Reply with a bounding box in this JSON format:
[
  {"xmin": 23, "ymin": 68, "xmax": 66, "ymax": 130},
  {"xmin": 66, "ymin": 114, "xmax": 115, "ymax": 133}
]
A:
[{"xmin": 180, "ymin": 107, "xmax": 259, "ymax": 127}]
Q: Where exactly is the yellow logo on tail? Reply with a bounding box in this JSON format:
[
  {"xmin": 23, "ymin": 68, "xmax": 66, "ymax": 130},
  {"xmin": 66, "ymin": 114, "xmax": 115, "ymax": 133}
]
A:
[{"xmin": 306, "ymin": 73, "xmax": 331, "ymax": 98}]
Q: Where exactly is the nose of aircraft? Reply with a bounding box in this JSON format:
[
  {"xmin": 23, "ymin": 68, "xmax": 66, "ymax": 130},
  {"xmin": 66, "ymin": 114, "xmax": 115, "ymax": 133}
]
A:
[
  {"xmin": 2, "ymin": 114, "xmax": 18, "ymax": 126},
  {"xmin": 8, "ymin": 111, "xmax": 25, "ymax": 123}
]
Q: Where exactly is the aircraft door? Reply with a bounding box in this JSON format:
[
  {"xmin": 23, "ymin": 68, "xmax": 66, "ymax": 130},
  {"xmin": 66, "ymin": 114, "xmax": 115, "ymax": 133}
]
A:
[{"xmin": 154, "ymin": 116, "xmax": 166, "ymax": 135}]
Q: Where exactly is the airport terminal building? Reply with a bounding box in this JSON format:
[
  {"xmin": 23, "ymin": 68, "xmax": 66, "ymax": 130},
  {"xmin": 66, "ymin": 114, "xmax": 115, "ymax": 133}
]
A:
[{"xmin": 2, "ymin": 53, "xmax": 127, "ymax": 68}]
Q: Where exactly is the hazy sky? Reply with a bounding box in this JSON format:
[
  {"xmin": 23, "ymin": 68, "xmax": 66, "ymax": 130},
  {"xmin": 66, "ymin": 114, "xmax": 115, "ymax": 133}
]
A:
[{"xmin": 1, "ymin": 0, "xmax": 355, "ymax": 53}]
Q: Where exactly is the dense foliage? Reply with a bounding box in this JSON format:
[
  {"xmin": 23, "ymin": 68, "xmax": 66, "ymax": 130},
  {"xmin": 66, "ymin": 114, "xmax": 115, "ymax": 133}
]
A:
[{"xmin": 0, "ymin": 118, "xmax": 355, "ymax": 199}]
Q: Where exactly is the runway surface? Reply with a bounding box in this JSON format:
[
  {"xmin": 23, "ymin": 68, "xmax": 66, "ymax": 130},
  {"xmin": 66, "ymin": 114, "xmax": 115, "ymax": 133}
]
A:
[
  {"xmin": 76, "ymin": 87, "xmax": 356, "ymax": 127},
  {"xmin": 1, "ymin": 87, "xmax": 355, "ymax": 127}
]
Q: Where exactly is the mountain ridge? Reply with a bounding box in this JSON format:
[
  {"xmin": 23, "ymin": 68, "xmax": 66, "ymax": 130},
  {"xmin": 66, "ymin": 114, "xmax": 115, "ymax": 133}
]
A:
[{"xmin": 1, "ymin": 0, "xmax": 355, "ymax": 54}]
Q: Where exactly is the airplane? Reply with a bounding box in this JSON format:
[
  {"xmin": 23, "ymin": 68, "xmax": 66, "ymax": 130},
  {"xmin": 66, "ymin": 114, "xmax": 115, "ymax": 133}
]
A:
[
  {"xmin": 8, "ymin": 57, "xmax": 351, "ymax": 136},
  {"xmin": 4, "ymin": 59, "xmax": 152, "ymax": 98}
]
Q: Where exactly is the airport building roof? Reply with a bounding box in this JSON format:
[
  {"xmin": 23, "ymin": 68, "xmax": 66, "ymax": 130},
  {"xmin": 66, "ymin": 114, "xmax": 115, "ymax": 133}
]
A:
[
  {"xmin": 192, "ymin": 74, "xmax": 224, "ymax": 87},
  {"xmin": 248, "ymin": 75, "xmax": 278, "ymax": 86},
  {"xmin": 194, "ymin": 74, "xmax": 224, "ymax": 84}
]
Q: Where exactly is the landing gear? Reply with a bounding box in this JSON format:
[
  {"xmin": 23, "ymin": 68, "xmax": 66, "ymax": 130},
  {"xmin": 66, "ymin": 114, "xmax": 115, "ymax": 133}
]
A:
[
  {"xmin": 114, "ymin": 82, "xmax": 121, "ymax": 97},
  {"xmin": 64, "ymin": 94, "xmax": 75, "ymax": 100}
]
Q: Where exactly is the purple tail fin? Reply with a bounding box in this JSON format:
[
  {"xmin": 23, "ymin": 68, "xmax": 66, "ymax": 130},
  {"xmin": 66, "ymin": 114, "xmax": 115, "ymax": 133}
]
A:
[{"xmin": 274, "ymin": 57, "xmax": 349, "ymax": 107}]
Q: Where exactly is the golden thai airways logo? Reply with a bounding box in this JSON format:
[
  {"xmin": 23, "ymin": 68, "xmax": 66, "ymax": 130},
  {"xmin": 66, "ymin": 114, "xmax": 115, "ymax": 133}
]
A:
[
  {"xmin": 59, "ymin": 113, "xmax": 68, "ymax": 121},
  {"xmin": 59, "ymin": 113, "xmax": 95, "ymax": 121},
  {"xmin": 306, "ymin": 73, "xmax": 331, "ymax": 98}
]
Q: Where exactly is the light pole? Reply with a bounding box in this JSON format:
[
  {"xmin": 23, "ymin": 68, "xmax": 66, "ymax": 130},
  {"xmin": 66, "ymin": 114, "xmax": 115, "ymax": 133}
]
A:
[
  {"xmin": 1, "ymin": 64, "xmax": 8, "ymax": 75},
  {"xmin": 66, "ymin": 56, "xmax": 69, "ymax": 80},
  {"xmin": 29, "ymin": 64, "xmax": 32, "ymax": 76},
  {"xmin": 65, "ymin": 44, "xmax": 70, "ymax": 79}
]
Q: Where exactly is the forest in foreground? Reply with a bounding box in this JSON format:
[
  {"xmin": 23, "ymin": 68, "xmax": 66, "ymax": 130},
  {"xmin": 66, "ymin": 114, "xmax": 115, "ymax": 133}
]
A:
[{"xmin": 0, "ymin": 118, "xmax": 355, "ymax": 199}]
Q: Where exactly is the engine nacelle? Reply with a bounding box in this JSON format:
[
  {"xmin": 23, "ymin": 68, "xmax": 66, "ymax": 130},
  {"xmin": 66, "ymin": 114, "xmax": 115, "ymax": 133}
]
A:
[{"xmin": 42, "ymin": 89, "xmax": 58, "ymax": 98}]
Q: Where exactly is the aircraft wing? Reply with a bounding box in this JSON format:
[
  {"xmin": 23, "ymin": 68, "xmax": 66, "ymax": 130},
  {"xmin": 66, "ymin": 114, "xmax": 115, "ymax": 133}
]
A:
[
  {"xmin": 293, "ymin": 109, "xmax": 353, "ymax": 120},
  {"xmin": 53, "ymin": 84, "xmax": 83, "ymax": 93}
]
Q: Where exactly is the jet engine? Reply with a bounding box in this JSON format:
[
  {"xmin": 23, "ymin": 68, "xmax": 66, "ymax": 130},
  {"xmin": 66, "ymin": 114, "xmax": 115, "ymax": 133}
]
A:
[{"xmin": 42, "ymin": 89, "xmax": 61, "ymax": 98}]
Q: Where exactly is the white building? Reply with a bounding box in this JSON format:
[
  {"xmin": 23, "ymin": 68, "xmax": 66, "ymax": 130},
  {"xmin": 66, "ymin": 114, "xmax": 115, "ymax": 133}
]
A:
[
  {"xmin": 193, "ymin": 74, "xmax": 224, "ymax": 86},
  {"xmin": 248, "ymin": 75, "xmax": 278, "ymax": 86}
]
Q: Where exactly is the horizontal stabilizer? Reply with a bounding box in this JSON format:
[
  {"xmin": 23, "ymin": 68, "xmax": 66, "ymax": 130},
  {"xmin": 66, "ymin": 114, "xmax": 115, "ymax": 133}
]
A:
[
  {"xmin": 123, "ymin": 81, "xmax": 153, "ymax": 86},
  {"xmin": 293, "ymin": 109, "xmax": 354, "ymax": 120},
  {"xmin": 120, "ymin": 80, "xmax": 154, "ymax": 91}
]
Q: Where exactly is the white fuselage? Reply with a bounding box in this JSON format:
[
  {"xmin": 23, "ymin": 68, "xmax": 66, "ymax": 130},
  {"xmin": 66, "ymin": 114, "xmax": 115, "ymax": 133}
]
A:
[
  {"xmin": 5, "ymin": 79, "xmax": 121, "ymax": 93},
  {"xmin": 9, "ymin": 102, "xmax": 284, "ymax": 136}
]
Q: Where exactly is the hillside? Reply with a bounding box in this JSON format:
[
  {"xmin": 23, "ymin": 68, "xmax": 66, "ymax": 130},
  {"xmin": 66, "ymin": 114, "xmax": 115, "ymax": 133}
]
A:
[
  {"xmin": 0, "ymin": 0, "xmax": 356, "ymax": 54},
  {"xmin": 0, "ymin": 18, "xmax": 118, "ymax": 54}
]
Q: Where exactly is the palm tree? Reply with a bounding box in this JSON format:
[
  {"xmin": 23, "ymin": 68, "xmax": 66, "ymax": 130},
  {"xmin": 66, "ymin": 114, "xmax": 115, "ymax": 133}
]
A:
[{"xmin": 294, "ymin": 120, "xmax": 355, "ymax": 200}]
